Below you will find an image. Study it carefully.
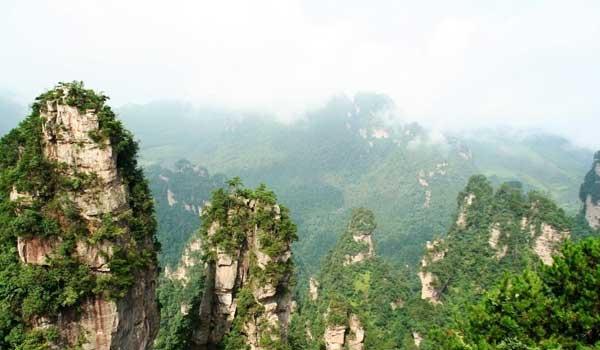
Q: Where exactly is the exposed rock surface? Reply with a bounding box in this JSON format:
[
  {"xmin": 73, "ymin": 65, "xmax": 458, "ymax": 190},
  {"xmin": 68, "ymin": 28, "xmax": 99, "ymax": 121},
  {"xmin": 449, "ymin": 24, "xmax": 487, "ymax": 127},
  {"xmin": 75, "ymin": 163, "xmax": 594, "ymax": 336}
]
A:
[
  {"xmin": 42, "ymin": 100, "xmax": 128, "ymax": 220},
  {"xmin": 165, "ymin": 237, "xmax": 203, "ymax": 283},
  {"xmin": 533, "ymin": 223, "xmax": 569, "ymax": 265},
  {"xmin": 344, "ymin": 230, "xmax": 374, "ymax": 265},
  {"xmin": 9, "ymin": 86, "xmax": 158, "ymax": 350},
  {"xmin": 488, "ymin": 224, "xmax": 508, "ymax": 259},
  {"xmin": 325, "ymin": 325, "xmax": 347, "ymax": 350},
  {"xmin": 347, "ymin": 314, "xmax": 365, "ymax": 350},
  {"xmin": 17, "ymin": 236, "xmax": 60, "ymax": 265},
  {"xmin": 456, "ymin": 193, "xmax": 475, "ymax": 228},
  {"xmin": 192, "ymin": 198, "xmax": 295, "ymax": 350},
  {"xmin": 423, "ymin": 190, "xmax": 432, "ymax": 208},
  {"xmin": 581, "ymin": 152, "xmax": 600, "ymax": 229},
  {"xmin": 324, "ymin": 314, "xmax": 365, "ymax": 350},
  {"xmin": 167, "ymin": 189, "xmax": 177, "ymax": 206},
  {"xmin": 309, "ymin": 277, "xmax": 320, "ymax": 301},
  {"xmin": 57, "ymin": 275, "xmax": 158, "ymax": 350},
  {"xmin": 390, "ymin": 298, "xmax": 404, "ymax": 310},
  {"xmin": 585, "ymin": 195, "xmax": 600, "ymax": 230},
  {"xmin": 343, "ymin": 213, "xmax": 375, "ymax": 266},
  {"xmin": 413, "ymin": 332, "xmax": 423, "ymax": 347},
  {"xmin": 419, "ymin": 240, "xmax": 444, "ymax": 304}
]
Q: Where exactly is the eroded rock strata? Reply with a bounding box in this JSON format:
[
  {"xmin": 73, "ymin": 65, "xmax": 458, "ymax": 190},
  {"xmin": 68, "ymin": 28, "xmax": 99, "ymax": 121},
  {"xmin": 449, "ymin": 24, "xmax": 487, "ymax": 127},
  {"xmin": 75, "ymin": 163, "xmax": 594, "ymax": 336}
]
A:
[
  {"xmin": 0, "ymin": 82, "xmax": 159, "ymax": 349},
  {"xmin": 190, "ymin": 183, "xmax": 297, "ymax": 350}
]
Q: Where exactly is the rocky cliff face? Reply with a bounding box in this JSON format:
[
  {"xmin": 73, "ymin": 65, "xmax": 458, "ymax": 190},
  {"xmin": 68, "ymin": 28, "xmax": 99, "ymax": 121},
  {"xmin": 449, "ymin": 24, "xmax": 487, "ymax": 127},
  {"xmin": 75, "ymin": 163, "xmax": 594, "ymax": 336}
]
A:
[
  {"xmin": 164, "ymin": 237, "xmax": 203, "ymax": 284},
  {"xmin": 580, "ymin": 151, "xmax": 600, "ymax": 230},
  {"xmin": 324, "ymin": 314, "xmax": 365, "ymax": 350},
  {"xmin": 342, "ymin": 208, "xmax": 376, "ymax": 266},
  {"xmin": 295, "ymin": 208, "xmax": 410, "ymax": 350},
  {"xmin": 188, "ymin": 182, "xmax": 297, "ymax": 350},
  {"xmin": 419, "ymin": 176, "xmax": 570, "ymax": 305},
  {"xmin": 0, "ymin": 82, "xmax": 159, "ymax": 349},
  {"xmin": 419, "ymin": 240, "xmax": 445, "ymax": 304}
]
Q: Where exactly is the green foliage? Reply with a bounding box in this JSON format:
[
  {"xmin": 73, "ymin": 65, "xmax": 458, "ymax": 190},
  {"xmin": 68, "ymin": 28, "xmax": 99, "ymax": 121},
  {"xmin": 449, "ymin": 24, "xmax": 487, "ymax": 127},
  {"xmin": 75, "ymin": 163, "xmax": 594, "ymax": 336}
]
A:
[
  {"xmin": 425, "ymin": 176, "xmax": 571, "ymax": 304},
  {"xmin": 154, "ymin": 260, "xmax": 205, "ymax": 350},
  {"xmin": 409, "ymin": 175, "xmax": 580, "ymax": 349},
  {"xmin": 579, "ymin": 151, "xmax": 600, "ymax": 204},
  {"xmin": 441, "ymin": 237, "xmax": 600, "ymax": 349},
  {"xmin": 119, "ymin": 94, "xmax": 592, "ymax": 276},
  {"xmin": 187, "ymin": 178, "xmax": 297, "ymax": 349},
  {"xmin": 199, "ymin": 179, "xmax": 297, "ymax": 261},
  {"xmin": 0, "ymin": 82, "xmax": 158, "ymax": 349},
  {"xmin": 293, "ymin": 208, "xmax": 413, "ymax": 349},
  {"xmin": 147, "ymin": 160, "xmax": 225, "ymax": 267}
]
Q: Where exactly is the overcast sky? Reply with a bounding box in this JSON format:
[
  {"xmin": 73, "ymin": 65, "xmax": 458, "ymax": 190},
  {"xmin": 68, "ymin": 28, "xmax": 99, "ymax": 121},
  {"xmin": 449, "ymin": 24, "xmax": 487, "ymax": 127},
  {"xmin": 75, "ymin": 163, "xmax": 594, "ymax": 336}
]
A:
[{"xmin": 1, "ymin": 0, "xmax": 599, "ymax": 148}]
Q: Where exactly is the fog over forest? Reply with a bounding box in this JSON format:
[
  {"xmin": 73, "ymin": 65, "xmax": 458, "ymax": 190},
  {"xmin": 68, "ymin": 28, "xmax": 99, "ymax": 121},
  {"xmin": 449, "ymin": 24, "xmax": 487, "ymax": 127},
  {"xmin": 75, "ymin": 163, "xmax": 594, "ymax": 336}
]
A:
[
  {"xmin": 1, "ymin": 2, "xmax": 600, "ymax": 350},
  {"xmin": 1, "ymin": 0, "xmax": 600, "ymax": 148}
]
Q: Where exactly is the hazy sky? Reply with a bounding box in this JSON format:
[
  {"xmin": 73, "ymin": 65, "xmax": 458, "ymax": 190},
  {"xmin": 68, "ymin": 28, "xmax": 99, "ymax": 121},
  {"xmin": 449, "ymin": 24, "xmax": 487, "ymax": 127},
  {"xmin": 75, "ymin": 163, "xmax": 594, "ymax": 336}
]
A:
[{"xmin": 1, "ymin": 0, "xmax": 599, "ymax": 147}]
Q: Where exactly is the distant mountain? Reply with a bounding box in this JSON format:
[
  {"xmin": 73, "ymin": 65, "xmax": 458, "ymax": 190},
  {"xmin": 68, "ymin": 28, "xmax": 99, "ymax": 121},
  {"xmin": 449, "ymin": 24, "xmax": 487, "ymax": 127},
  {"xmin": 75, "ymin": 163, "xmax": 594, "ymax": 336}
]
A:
[
  {"xmin": 462, "ymin": 129, "xmax": 591, "ymax": 212},
  {"xmin": 146, "ymin": 159, "xmax": 226, "ymax": 267},
  {"xmin": 118, "ymin": 94, "xmax": 593, "ymax": 272},
  {"xmin": 2, "ymin": 92, "xmax": 592, "ymax": 271}
]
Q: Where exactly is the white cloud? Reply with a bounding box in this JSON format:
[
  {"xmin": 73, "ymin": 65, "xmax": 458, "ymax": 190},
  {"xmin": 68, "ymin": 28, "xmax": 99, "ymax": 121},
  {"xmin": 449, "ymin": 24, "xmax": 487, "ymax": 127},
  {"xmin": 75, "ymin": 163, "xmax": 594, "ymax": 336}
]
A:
[{"xmin": 0, "ymin": 0, "xmax": 599, "ymax": 148}]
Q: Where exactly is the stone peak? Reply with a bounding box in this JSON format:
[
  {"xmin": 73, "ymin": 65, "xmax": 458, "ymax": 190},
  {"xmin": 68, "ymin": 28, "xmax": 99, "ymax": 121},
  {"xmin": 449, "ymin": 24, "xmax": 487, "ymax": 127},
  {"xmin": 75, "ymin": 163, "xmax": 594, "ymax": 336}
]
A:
[{"xmin": 347, "ymin": 208, "xmax": 376, "ymax": 236}]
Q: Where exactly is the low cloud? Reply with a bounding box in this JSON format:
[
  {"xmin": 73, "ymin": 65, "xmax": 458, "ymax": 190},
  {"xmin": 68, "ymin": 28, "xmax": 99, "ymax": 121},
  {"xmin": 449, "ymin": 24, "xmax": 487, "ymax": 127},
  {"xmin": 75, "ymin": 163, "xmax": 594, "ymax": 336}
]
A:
[{"xmin": 0, "ymin": 0, "xmax": 599, "ymax": 148}]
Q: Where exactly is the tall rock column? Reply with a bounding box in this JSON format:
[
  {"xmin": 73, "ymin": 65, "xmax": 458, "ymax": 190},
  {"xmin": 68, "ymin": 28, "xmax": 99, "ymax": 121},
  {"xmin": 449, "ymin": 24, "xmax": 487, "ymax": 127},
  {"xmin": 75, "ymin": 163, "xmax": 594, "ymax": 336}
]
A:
[
  {"xmin": 0, "ymin": 82, "xmax": 159, "ymax": 349},
  {"xmin": 297, "ymin": 208, "xmax": 407, "ymax": 350},
  {"xmin": 192, "ymin": 181, "xmax": 297, "ymax": 350},
  {"xmin": 580, "ymin": 151, "xmax": 600, "ymax": 229}
]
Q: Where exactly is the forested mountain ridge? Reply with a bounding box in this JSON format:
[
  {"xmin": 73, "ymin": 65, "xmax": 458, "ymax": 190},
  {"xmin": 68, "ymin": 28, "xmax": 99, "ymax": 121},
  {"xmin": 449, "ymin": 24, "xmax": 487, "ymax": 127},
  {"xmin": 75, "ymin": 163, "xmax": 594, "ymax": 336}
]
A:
[
  {"xmin": 1, "ymin": 84, "xmax": 598, "ymax": 350},
  {"xmin": 148, "ymin": 150, "xmax": 600, "ymax": 350},
  {"xmin": 116, "ymin": 94, "xmax": 591, "ymax": 272},
  {"xmin": 0, "ymin": 82, "xmax": 159, "ymax": 349},
  {"xmin": 1, "ymin": 94, "xmax": 593, "ymax": 272},
  {"xmin": 291, "ymin": 208, "xmax": 413, "ymax": 349},
  {"xmin": 409, "ymin": 177, "xmax": 572, "ymax": 348},
  {"xmin": 147, "ymin": 160, "xmax": 226, "ymax": 267},
  {"xmin": 419, "ymin": 176, "xmax": 570, "ymax": 305},
  {"xmin": 408, "ymin": 153, "xmax": 600, "ymax": 349},
  {"xmin": 430, "ymin": 157, "xmax": 600, "ymax": 350}
]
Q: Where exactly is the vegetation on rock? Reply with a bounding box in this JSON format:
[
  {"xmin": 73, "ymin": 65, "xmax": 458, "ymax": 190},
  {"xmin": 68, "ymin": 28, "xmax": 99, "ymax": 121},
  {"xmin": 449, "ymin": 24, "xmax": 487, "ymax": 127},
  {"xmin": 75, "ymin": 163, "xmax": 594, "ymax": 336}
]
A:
[
  {"xmin": 147, "ymin": 159, "xmax": 225, "ymax": 267},
  {"xmin": 436, "ymin": 237, "xmax": 600, "ymax": 349},
  {"xmin": 0, "ymin": 82, "xmax": 158, "ymax": 349},
  {"xmin": 291, "ymin": 208, "xmax": 413, "ymax": 349}
]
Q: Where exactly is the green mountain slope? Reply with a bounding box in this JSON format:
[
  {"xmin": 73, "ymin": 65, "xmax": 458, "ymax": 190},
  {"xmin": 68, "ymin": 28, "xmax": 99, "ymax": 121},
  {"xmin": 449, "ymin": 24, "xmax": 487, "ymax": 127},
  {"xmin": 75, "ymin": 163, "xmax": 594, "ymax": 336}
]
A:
[
  {"xmin": 291, "ymin": 208, "xmax": 413, "ymax": 349},
  {"xmin": 1, "ymin": 93, "xmax": 593, "ymax": 273},
  {"xmin": 147, "ymin": 159, "xmax": 225, "ymax": 267},
  {"xmin": 437, "ymin": 236, "xmax": 600, "ymax": 349},
  {"xmin": 118, "ymin": 94, "xmax": 592, "ymax": 272},
  {"xmin": 409, "ymin": 173, "xmax": 599, "ymax": 348}
]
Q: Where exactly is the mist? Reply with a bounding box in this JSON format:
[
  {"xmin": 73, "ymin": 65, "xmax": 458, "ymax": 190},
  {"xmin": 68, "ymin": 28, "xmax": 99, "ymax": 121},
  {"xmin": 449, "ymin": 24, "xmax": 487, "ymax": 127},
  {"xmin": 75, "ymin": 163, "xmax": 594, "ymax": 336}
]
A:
[{"xmin": 1, "ymin": 0, "xmax": 599, "ymax": 148}]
